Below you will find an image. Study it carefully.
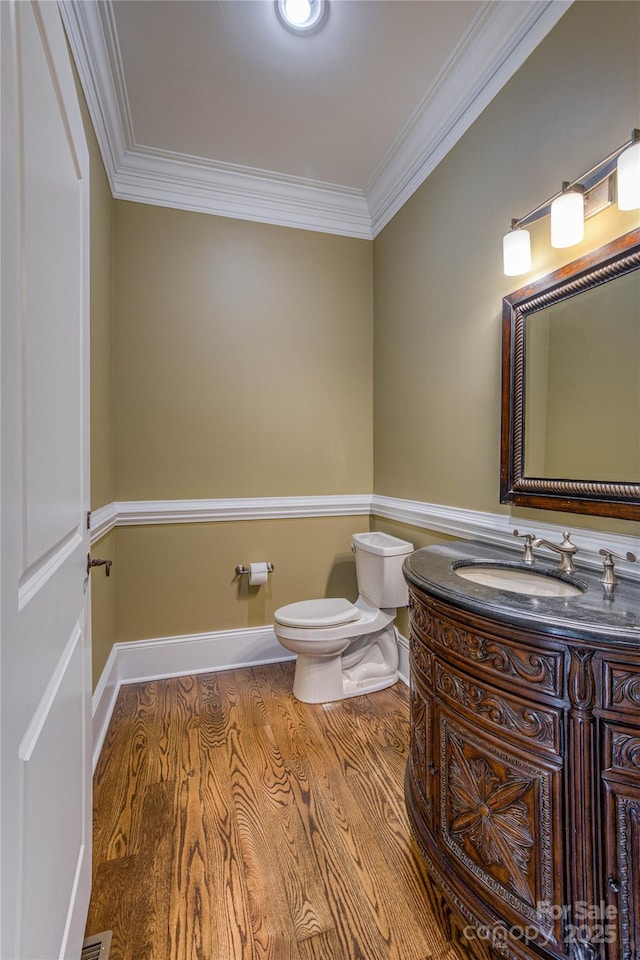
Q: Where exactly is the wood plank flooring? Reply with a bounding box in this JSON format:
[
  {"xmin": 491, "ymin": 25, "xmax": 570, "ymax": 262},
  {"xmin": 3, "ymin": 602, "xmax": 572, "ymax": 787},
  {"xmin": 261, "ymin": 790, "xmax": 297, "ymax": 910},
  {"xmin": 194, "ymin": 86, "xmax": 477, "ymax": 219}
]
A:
[{"xmin": 86, "ymin": 662, "xmax": 466, "ymax": 960}]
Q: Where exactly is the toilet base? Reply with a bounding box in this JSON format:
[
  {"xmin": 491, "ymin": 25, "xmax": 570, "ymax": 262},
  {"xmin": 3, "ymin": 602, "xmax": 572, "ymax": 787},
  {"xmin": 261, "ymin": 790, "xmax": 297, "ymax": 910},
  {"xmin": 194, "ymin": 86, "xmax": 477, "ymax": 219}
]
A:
[
  {"xmin": 276, "ymin": 601, "xmax": 402, "ymax": 704},
  {"xmin": 291, "ymin": 633, "xmax": 399, "ymax": 703},
  {"xmin": 343, "ymin": 672, "xmax": 399, "ymax": 699},
  {"xmin": 293, "ymin": 660, "xmax": 398, "ymax": 703}
]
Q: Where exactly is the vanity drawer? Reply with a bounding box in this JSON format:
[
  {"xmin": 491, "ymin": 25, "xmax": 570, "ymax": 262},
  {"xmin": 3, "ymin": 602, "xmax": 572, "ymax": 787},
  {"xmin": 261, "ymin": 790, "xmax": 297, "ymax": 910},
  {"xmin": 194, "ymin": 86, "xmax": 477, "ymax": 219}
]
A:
[
  {"xmin": 602, "ymin": 661, "xmax": 640, "ymax": 715},
  {"xmin": 409, "ymin": 589, "xmax": 564, "ymax": 700},
  {"xmin": 434, "ymin": 659, "xmax": 562, "ymax": 756},
  {"xmin": 602, "ymin": 722, "xmax": 640, "ymax": 781}
]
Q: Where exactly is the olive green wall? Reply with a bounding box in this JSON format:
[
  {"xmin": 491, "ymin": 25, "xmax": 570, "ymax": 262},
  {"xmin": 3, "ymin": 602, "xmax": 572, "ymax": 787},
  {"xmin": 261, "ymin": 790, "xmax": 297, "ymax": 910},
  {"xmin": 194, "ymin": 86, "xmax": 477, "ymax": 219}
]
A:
[
  {"xmin": 113, "ymin": 201, "xmax": 373, "ymax": 500},
  {"xmin": 373, "ymin": 0, "xmax": 640, "ymax": 537},
  {"xmin": 114, "ymin": 516, "xmax": 364, "ymax": 643}
]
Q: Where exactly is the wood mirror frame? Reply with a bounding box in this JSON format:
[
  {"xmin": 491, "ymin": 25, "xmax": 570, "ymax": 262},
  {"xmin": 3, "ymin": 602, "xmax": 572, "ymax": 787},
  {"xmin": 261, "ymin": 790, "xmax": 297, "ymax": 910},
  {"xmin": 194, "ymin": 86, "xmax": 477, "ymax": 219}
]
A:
[{"xmin": 500, "ymin": 226, "xmax": 640, "ymax": 520}]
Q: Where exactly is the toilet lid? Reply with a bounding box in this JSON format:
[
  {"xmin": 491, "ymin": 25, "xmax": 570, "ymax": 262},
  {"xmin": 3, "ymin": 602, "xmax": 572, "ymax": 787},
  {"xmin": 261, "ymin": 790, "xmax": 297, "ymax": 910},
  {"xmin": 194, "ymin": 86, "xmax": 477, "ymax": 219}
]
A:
[{"xmin": 275, "ymin": 598, "xmax": 361, "ymax": 628}]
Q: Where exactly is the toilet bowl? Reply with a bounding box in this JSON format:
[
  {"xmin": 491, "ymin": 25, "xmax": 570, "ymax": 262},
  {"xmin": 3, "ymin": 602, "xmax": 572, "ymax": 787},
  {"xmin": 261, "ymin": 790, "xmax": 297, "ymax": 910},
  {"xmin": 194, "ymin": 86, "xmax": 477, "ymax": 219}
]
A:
[{"xmin": 274, "ymin": 532, "xmax": 414, "ymax": 703}]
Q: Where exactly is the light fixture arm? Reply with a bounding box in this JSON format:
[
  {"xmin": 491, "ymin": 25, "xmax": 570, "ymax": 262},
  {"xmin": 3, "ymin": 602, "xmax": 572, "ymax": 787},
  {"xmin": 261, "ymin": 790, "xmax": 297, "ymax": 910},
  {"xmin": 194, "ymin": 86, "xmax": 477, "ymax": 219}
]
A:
[{"xmin": 511, "ymin": 128, "xmax": 640, "ymax": 230}]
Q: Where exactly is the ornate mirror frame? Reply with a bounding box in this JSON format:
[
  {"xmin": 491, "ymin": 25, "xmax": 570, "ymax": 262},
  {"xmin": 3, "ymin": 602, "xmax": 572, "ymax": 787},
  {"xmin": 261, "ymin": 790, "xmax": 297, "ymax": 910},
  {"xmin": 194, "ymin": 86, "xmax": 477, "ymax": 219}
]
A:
[{"xmin": 500, "ymin": 226, "xmax": 640, "ymax": 520}]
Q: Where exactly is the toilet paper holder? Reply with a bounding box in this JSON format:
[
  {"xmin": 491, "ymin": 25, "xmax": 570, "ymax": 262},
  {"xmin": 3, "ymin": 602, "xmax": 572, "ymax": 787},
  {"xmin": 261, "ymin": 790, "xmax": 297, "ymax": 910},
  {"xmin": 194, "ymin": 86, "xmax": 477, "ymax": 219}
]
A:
[{"xmin": 235, "ymin": 562, "xmax": 274, "ymax": 576}]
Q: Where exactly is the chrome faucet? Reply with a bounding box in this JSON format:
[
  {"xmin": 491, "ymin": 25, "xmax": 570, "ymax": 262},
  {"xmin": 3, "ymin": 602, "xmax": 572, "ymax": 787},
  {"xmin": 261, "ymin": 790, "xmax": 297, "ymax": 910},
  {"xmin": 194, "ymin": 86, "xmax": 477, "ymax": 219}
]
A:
[{"xmin": 532, "ymin": 531, "xmax": 578, "ymax": 574}]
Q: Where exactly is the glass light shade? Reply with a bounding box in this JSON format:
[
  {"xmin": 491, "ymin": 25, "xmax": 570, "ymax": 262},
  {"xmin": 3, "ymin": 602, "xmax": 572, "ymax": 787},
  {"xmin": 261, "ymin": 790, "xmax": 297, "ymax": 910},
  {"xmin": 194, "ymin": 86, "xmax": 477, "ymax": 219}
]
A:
[
  {"xmin": 284, "ymin": 0, "xmax": 311, "ymax": 24},
  {"xmin": 503, "ymin": 228, "xmax": 531, "ymax": 277},
  {"xmin": 276, "ymin": 0, "xmax": 326, "ymax": 32},
  {"xmin": 550, "ymin": 190, "xmax": 584, "ymax": 248},
  {"xmin": 617, "ymin": 141, "xmax": 640, "ymax": 210}
]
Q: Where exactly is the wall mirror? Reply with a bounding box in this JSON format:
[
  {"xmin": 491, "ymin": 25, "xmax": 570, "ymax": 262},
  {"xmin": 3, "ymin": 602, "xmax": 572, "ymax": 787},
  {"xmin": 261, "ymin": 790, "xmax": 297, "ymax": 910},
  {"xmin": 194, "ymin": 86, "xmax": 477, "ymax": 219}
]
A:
[{"xmin": 500, "ymin": 226, "xmax": 640, "ymax": 520}]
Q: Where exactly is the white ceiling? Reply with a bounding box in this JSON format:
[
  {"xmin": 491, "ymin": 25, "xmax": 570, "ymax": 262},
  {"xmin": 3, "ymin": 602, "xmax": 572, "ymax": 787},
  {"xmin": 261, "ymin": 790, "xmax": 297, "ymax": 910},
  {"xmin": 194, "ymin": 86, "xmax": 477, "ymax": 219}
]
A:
[
  {"xmin": 61, "ymin": 0, "xmax": 572, "ymax": 238},
  {"xmin": 113, "ymin": 0, "xmax": 482, "ymax": 188}
]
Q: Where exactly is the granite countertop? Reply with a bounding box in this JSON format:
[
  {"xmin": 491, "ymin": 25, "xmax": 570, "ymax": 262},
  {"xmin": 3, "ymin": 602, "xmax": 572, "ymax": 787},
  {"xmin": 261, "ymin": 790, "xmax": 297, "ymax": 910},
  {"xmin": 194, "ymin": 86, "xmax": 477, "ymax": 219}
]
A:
[{"xmin": 404, "ymin": 541, "xmax": 640, "ymax": 648}]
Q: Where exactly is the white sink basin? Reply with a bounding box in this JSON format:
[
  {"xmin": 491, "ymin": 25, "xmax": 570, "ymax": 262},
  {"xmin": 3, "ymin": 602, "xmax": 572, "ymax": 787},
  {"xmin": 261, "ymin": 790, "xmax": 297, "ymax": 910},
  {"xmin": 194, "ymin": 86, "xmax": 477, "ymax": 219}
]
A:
[{"xmin": 454, "ymin": 563, "xmax": 584, "ymax": 597}]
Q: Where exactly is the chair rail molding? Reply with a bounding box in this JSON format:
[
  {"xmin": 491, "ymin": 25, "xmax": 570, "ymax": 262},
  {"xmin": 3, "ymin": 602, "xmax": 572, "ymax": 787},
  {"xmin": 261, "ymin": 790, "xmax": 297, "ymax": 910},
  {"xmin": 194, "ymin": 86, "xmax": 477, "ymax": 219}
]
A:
[
  {"xmin": 89, "ymin": 495, "xmax": 373, "ymax": 542},
  {"xmin": 59, "ymin": 0, "xmax": 571, "ymax": 238},
  {"xmin": 90, "ymin": 493, "xmax": 640, "ymax": 580}
]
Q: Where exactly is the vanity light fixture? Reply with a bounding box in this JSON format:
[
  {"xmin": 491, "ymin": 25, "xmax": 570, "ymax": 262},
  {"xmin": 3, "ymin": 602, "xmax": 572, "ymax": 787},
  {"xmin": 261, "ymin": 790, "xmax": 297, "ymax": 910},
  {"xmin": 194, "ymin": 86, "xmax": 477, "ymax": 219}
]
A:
[
  {"xmin": 503, "ymin": 128, "xmax": 640, "ymax": 276},
  {"xmin": 275, "ymin": 0, "xmax": 327, "ymax": 34},
  {"xmin": 618, "ymin": 137, "xmax": 640, "ymax": 210},
  {"xmin": 503, "ymin": 224, "xmax": 531, "ymax": 277},
  {"xmin": 550, "ymin": 184, "xmax": 584, "ymax": 248}
]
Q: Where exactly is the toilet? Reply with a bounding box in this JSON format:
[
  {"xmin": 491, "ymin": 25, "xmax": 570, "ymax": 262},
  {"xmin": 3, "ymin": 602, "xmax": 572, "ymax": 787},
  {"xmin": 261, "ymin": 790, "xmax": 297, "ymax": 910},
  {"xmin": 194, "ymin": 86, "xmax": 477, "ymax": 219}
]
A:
[{"xmin": 274, "ymin": 532, "xmax": 414, "ymax": 703}]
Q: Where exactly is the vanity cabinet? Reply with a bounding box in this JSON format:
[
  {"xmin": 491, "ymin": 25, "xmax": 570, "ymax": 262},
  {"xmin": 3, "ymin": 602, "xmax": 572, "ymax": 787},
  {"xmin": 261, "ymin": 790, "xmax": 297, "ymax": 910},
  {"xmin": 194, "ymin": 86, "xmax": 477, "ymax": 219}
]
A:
[{"xmin": 404, "ymin": 562, "xmax": 640, "ymax": 960}]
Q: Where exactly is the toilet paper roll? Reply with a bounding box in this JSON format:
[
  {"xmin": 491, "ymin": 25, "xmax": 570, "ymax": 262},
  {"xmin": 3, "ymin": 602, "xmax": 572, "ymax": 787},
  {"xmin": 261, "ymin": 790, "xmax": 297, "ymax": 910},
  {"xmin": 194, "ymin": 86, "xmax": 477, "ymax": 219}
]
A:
[{"xmin": 249, "ymin": 562, "xmax": 269, "ymax": 586}]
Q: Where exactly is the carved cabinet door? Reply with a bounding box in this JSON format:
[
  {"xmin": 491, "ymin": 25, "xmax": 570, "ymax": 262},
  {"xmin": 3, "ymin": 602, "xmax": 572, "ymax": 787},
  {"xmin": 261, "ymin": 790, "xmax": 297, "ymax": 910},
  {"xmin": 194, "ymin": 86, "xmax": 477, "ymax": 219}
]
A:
[
  {"xmin": 602, "ymin": 779, "xmax": 640, "ymax": 960},
  {"xmin": 435, "ymin": 705, "xmax": 566, "ymax": 952},
  {"xmin": 409, "ymin": 636, "xmax": 435, "ymax": 827}
]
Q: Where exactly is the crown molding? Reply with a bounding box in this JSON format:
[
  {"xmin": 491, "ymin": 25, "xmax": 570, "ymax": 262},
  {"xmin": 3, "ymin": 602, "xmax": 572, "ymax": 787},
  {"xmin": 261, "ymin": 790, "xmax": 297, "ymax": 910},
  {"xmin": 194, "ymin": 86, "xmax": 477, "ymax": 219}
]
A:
[
  {"xmin": 366, "ymin": 0, "xmax": 573, "ymax": 236},
  {"xmin": 113, "ymin": 147, "xmax": 372, "ymax": 239},
  {"xmin": 61, "ymin": 0, "xmax": 572, "ymax": 238},
  {"xmin": 59, "ymin": 0, "xmax": 133, "ymax": 190},
  {"xmin": 59, "ymin": 0, "xmax": 371, "ymax": 238}
]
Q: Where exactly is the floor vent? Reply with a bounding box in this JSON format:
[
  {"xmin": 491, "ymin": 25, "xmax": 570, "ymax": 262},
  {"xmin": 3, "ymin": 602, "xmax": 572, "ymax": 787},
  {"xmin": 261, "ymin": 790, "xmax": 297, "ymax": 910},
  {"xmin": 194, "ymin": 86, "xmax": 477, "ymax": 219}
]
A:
[{"xmin": 81, "ymin": 931, "xmax": 112, "ymax": 960}]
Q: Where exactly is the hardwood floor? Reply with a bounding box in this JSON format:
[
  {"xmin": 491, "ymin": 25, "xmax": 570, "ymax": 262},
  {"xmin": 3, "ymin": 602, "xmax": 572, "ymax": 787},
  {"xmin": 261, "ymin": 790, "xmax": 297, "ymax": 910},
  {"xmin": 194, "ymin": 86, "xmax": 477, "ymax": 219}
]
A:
[{"xmin": 86, "ymin": 662, "xmax": 466, "ymax": 960}]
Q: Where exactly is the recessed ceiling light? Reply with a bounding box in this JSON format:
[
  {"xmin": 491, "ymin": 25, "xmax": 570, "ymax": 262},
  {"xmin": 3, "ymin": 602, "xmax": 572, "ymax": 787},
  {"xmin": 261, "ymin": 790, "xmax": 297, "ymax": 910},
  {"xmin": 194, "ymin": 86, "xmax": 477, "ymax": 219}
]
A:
[{"xmin": 275, "ymin": 0, "xmax": 328, "ymax": 34}]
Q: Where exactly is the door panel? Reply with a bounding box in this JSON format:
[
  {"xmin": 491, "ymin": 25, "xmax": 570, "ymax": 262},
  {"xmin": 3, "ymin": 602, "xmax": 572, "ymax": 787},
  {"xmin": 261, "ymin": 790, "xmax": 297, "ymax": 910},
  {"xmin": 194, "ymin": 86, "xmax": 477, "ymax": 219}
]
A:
[
  {"xmin": 21, "ymin": 0, "xmax": 82, "ymax": 568},
  {"xmin": 1, "ymin": 2, "xmax": 91, "ymax": 958},
  {"xmin": 18, "ymin": 622, "xmax": 87, "ymax": 958}
]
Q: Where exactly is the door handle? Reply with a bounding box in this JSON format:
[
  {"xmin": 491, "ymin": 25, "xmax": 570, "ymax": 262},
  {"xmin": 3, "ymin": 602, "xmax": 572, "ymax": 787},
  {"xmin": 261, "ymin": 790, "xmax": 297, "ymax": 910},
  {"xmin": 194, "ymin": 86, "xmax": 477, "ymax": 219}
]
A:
[{"xmin": 87, "ymin": 554, "xmax": 112, "ymax": 577}]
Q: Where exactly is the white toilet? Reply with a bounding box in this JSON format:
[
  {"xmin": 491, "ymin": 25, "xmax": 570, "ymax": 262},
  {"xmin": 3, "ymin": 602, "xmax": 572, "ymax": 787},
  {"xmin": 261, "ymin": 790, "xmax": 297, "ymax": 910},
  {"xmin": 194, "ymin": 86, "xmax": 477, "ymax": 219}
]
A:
[{"xmin": 274, "ymin": 532, "xmax": 414, "ymax": 703}]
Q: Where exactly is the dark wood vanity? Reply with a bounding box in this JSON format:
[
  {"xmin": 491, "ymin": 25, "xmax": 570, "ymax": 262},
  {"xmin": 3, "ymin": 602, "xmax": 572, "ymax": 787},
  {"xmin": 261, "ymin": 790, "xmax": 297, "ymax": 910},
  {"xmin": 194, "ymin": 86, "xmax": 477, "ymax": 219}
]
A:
[{"xmin": 404, "ymin": 543, "xmax": 640, "ymax": 960}]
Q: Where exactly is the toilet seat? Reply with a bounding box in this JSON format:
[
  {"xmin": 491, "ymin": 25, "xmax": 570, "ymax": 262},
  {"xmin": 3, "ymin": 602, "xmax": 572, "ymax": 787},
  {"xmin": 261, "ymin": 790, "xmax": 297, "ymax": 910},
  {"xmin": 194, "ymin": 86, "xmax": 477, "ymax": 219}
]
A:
[{"xmin": 274, "ymin": 597, "xmax": 360, "ymax": 629}]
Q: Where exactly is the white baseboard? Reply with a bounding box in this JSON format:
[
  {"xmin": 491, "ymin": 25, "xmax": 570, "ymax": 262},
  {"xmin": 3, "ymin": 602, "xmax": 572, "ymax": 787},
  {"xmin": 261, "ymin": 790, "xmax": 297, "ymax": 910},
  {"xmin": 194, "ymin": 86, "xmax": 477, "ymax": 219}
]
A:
[
  {"xmin": 91, "ymin": 623, "xmax": 411, "ymax": 770},
  {"xmin": 91, "ymin": 625, "xmax": 293, "ymax": 771},
  {"xmin": 91, "ymin": 645, "xmax": 120, "ymax": 769},
  {"xmin": 397, "ymin": 632, "xmax": 410, "ymax": 688}
]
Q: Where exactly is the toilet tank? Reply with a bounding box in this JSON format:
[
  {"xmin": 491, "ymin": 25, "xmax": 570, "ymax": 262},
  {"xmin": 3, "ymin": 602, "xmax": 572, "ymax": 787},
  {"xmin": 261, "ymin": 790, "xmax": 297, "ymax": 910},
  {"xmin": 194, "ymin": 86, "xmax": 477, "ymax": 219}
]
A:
[{"xmin": 352, "ymin": 532, "xmax": 414, "ymax": 608}]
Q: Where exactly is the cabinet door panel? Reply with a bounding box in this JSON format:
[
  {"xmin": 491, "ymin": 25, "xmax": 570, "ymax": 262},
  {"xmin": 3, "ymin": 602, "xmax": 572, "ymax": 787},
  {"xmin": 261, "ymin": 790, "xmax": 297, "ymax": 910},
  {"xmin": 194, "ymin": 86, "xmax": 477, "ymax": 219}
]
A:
[
  {"xmin": 438, "ymin": 709, "xmax": 565, "ymax": 947},
  {"xmin": 603, "ymin": 782, "xmax": 640, "ymax": 960},
  {"xmin": 409, "ymin": 682, "xmax": 433, "ymax": 824}
]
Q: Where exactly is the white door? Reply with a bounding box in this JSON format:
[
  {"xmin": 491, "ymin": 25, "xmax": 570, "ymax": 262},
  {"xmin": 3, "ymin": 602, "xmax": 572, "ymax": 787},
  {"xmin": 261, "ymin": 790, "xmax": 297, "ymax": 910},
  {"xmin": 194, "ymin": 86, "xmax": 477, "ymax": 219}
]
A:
[{"xmin": 1, "ymin": 1, "xmax": 92, "ymax": 958}]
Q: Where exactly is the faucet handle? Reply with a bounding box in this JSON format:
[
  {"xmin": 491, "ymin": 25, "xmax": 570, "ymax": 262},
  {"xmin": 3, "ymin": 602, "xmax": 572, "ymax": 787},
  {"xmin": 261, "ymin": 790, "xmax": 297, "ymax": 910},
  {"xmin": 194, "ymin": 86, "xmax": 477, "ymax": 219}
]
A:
[
  {"xmin": 598, "ymin": 547, "xmax": 637, "ymax": 587},
  {"xmin": 513, "ymin": 529, "xmax": 536, "ymax": 564}
]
